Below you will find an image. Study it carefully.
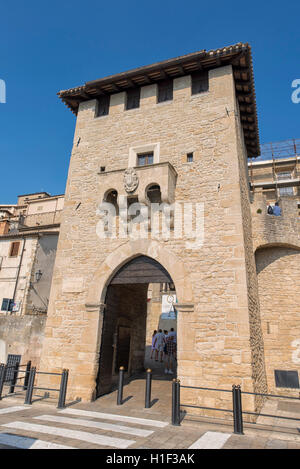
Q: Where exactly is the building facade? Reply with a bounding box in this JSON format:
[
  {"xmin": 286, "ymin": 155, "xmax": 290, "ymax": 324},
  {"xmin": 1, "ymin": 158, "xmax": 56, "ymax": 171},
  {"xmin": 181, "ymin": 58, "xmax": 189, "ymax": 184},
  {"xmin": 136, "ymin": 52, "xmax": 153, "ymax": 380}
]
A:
[
  {"xmin": 39, "ymin": 43, "xmax": 269, "ymax": 412},
  {"xmin": 0, "ymin": 192, "xmax": 63, "ymax": 363},
  {"xmin": 1, "ymin": 43, "xmax": 300, "ymax": 417}
]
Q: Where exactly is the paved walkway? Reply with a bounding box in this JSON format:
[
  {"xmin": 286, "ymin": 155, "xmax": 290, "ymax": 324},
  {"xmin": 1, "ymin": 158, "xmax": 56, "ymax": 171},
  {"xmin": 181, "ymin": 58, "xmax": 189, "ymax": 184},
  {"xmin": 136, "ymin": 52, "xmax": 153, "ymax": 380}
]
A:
[{"xmin": 0, "ymin": 377, "xmax": 300, "ymax": 449}]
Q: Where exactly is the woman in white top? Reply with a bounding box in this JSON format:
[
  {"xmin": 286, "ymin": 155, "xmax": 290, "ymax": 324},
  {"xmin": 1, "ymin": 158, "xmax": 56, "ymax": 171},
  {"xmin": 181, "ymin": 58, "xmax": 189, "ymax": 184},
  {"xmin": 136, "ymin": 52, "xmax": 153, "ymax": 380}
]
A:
[
  {"xmin": 154, "ymin": 329, "xmax": 165, "ymax": 362},
  {"xmin": 150, "ymin": 330, "xmax": 157, "ymax": 359}
]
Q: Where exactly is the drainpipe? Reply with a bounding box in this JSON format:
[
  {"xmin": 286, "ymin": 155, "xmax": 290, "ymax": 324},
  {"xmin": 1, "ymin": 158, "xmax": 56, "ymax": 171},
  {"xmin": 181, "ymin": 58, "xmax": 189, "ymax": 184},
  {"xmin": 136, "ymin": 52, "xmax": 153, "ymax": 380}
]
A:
[{"xmin": 11, "ymin": 237, "xmax": 26, "ymax": 312}]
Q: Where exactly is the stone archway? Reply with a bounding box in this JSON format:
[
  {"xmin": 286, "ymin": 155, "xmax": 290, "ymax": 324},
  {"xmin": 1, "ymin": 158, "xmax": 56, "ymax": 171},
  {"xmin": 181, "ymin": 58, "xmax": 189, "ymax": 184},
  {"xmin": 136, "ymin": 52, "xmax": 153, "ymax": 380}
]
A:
[
  {"xmin": 85, "ymin": 239, "xmax": 193, "ymax": 309},
  {"xmin": 86, "ymin": 240, "xmax": 193, "ymax": 399}
]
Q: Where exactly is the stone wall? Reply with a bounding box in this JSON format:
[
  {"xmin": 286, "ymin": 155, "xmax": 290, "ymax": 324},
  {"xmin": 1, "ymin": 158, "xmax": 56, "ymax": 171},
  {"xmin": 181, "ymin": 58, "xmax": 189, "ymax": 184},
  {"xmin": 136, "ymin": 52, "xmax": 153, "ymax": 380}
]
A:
[
  {"xmin": 234, "ymin": 101, "xmax": 267, "ymax": 410},
  {"xmin": 0, "ymin": 315, "xmax": 46, "ymax": 366},
  {"xmin": 24, "ymin": 234, "xmax": 59, "ymax": 315},
  {"xmin": 256, "ymin": 246, "xmax": 300, "ymax": 396},
  {"xmin": 251, "ymin": 192, "xmax": 300, "ymax": 251}
]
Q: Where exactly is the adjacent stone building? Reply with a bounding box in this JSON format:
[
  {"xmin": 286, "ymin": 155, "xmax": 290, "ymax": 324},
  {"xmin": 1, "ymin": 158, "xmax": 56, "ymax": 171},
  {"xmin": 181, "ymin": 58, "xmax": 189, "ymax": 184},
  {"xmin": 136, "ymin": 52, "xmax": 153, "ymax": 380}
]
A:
[{"xmin": 0, "ymin": 192, "xmax": 63, "ymax": 363}]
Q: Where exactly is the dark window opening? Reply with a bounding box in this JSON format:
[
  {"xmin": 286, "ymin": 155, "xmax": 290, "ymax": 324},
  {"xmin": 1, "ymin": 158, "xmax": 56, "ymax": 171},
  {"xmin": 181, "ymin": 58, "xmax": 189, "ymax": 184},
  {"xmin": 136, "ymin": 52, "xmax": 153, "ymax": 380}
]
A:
[
  {"xmin": 1, "ymin": 298, "xmax": 13, "ymax": 312},
  {"xmin": 126, "ymin": 88, "xmax": 140, "ymax": 110},
  {"xmin": 96, "ymin": 95, "xmax": 110, "ymax": 117},
  {"xmin": 191, "ymin": 71, "xmax": 209, "ymax": 95},
  {"xmin": 137, "ymin": 152, "xmax": 154, "ymax": 166},
  {"xmin": 105, "ymin": 190, "xmax": 119, "ymax": 215},
  {"xmin": 187, "ymin": 153, "xmax": 193, "ymax": 162},
  {"xmin": 9, "ymin": 241, "xmax": 20, "ymax": 257},
  {"xmin": 157, "ymin": 79, "xmax": 173, "ymax": 103},
  {"xmin": 147, "ymin": 184, "xmax": 161, "ymax": 204},
  {"xmin": 127, "ymin": 196, "xmax": 140, "ymax": 222}
]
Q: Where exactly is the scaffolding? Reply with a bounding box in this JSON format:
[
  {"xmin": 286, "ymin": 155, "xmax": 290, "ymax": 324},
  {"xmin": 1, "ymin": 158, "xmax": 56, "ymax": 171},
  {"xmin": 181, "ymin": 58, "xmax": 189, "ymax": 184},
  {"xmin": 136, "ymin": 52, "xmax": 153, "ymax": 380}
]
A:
[
  {"xmin": 249, "ymin": 138, "xmax": 300, "ymax": 200},
  {"xmin": 255, "ymin": 138, "xmax": 300, "ymax": 162}
]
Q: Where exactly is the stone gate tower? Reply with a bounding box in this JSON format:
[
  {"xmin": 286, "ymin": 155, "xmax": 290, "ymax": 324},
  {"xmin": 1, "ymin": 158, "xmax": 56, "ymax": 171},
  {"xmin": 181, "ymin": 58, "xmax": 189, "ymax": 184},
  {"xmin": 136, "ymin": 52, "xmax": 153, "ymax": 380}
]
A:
[{"xmin": 39, "ymin": 43, "xmax": 268, "ymax": 411}]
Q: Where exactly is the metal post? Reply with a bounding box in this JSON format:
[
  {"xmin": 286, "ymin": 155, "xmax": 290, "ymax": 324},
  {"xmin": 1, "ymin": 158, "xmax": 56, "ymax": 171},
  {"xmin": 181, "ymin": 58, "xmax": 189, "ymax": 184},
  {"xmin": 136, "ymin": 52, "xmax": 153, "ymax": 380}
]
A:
[
  {"xmin": 23, "ymin": 361, "xmax": 31, "ymax": 390},
  {"xmin": 145, "ymin": 369, "xmax": 152, "ymax": 408},
  {"xmin": 117, "ymin": 366, "xmax": 124, "ymax": 405},
  {"xmin": 57, "ymin": 369, "xmax": 69, "ymax": 409},
  {"xmin": 9, "ymin": 362, "xmax": 19, "ymax": 394},
  {"xmin": 24, "ymin": 366, "xmax": 36, "ymax": 405},
  {"xmin": 172, "ymin": 379, "xmax": 181, "ymax": 426},
  {"xmin": 232, "ymin": 385, "xmax": 244, "ymax": 435},
  {"xmin": 175, "ymin": 379, "xmax": 181, "ymax": 426},
  {"xmin": 0, "ymin": 364, "xmax": 6, "ymax": 400}
]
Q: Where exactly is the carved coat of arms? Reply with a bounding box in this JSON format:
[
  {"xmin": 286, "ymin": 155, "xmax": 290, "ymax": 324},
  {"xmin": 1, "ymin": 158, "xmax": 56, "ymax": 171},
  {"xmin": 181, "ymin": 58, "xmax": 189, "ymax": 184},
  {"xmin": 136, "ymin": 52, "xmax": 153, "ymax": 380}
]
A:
[{"xmin": 124, "ymin": 168, "xmax": 139, "ymax": 193}]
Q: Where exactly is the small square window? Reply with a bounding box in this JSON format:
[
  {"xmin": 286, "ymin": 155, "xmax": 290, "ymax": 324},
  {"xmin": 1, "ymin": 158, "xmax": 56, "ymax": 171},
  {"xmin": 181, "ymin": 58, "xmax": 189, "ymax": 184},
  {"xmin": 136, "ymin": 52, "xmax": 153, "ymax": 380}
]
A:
[
  {"xmin": 137, "ymin": 152, "xmax": 154, "ymax": 166},
  {"xmin": 126, "ymin": 88, "xmax": 140, "ymax": 110},
  {"xmin": 96, "ymin": 95, "xmax": 110, "ymax": 117},
  {"xmin": 191, "ymin": 71, "xmax": 209, "ymax": 95},
  {"xmin": 157, "ymin": 79, "xmax": 173, "ymax": 103},
  {"xmin": 187, "ymin": 153, "xmax": 193, "ymax": 162}
]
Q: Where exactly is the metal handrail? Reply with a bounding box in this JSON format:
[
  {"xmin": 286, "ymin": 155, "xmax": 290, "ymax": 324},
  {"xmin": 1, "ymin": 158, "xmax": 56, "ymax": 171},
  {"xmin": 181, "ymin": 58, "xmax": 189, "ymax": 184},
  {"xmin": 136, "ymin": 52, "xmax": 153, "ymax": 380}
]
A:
[
  {"xmin": 172, "ymin": 382, "xmax": 300, "ymax": 434},
  {"xmin": 0, "ymin": 362, "xmax": 68, "ymax": 409}
]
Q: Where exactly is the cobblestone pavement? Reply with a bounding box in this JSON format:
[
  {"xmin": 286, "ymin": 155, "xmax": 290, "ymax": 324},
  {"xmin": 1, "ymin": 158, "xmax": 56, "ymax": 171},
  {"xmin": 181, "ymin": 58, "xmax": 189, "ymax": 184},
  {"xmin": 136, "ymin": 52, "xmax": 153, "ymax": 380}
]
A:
[{"xmin": 0, "ymin": 376, "xmax": 300, "ymax": 450}]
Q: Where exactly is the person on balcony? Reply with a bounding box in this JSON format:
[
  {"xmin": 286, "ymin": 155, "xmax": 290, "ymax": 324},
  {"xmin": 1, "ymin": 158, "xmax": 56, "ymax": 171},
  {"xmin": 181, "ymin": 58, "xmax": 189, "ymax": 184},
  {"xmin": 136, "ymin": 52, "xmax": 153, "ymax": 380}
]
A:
[{"xmin": 273, "ymin": 202, "xmax": 282, "ymax": 216}]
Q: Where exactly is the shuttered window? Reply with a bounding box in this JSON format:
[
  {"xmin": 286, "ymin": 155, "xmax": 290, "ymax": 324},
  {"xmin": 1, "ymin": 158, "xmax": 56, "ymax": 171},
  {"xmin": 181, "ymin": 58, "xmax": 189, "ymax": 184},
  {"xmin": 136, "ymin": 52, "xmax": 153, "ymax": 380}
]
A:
[
  {"xmin": 96, "ymin": 95, "xmax": 110, "ymax": 117},
  {"xmin": 126, "ymin": 88, "xmax": 140, "ymax": 110},
  {"xmin": 191, "ymin": 71, "xmax": 209, "ymax": 95},
  {"xmin": 9, "ymin": 241, "xmax": 20, "ymax": 257},
  {"xmin": 157, "ymin": 79, "xmax": 173, "ymax": 103}
]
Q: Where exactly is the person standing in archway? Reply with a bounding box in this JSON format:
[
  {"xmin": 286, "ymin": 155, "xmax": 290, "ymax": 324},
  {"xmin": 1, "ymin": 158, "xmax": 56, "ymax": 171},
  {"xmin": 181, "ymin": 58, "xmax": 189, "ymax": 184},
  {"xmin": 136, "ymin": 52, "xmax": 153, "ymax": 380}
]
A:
[
  {"xmin": 154, "ymin": 329, "xmax": 165, "ymax": 363},
  {"xmin": 150, "ymin": 330, "xmax": 157, "ymax": 359},
  {"xmin": 164, "ymin": 335, "xmax": 176, "ymax": 374}
]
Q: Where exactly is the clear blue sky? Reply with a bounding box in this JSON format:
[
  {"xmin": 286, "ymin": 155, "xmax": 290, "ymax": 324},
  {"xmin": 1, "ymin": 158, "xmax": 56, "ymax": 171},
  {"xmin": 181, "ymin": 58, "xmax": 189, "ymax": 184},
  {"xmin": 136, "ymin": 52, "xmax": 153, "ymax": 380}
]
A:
[{"xmin": 0, "ymin": 0, "xmax": 299, "ymax": 204}]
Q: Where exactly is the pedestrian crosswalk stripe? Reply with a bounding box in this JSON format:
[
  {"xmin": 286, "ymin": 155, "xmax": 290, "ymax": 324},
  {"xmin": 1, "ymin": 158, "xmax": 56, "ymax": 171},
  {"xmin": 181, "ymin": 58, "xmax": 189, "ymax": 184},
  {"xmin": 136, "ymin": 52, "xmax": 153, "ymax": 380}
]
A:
[
  {"xmin": 189, "ymin": 431, "xmax": 231, "ymax": 449},
  {"xmin": 3, "ymin": 421, "xmax": 135, "ymax": 449},
  {"xmin": 34, "ymin": 414, "xmax": 154, "ymax": 437},
  {"xmin": 59, "ymin": 408, "xmax": 169, "ymax": 427},
  {"xmin": 0, "ymin": 433, "xmax": 75, "ymax": 449},
  {"xmin": 0, "ymin": 406, "xmax": 30, "ymax": 415}
]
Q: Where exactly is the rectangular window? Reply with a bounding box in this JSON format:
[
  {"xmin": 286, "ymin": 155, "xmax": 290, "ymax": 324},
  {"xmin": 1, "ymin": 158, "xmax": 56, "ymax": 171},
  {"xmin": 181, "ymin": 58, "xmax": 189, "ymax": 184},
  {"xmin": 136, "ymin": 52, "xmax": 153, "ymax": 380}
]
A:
[
  {"xmin": 157, "ymin": 79, "xmax": 173, "ymax": 103},
  {"xmin": 191, "ymin": 71, "xmax": 209, "ymax": 95},
  {"xmin": 9, "ymin": 241, "xmax": 20, "ymax": 257},
  {"xmin": 1, "ymin": 298, "xmax": 13, "ymax": 311},
  {"xmin": 126, "ymin": 88, "xmax": 140, "ymax": 110},
  {"xmin": 187, "ymin": 152, "xmax": 193, "ymax": 162},
  {"xmin": 96, "ymin": 95, "xmax": 110, "ymax": 117},
  {"xmin": 137, "ymin": 152, "xmax": 154, "ymax": 166}
]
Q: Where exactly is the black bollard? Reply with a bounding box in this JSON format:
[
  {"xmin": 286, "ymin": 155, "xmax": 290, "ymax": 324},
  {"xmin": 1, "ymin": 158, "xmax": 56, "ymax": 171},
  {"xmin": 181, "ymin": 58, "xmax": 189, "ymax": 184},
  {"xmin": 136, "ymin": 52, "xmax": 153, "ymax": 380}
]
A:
[
  {"xmin": 0, "ymin": 364, "xmax": 6, "ymax": 400},
  {"xmin": 172, "ymin": 379, "xmax": 181, "ymax": 426},
  {"xmin": 117, "ymin": 366, "xmax": 125, "ymax": 405},
  {"xmin": 23, "ymin": 361, "xmax": 31, "ymax": 390},
  {"xmin": 57, "ymin": 369, "xmax": 69, "ymax": 409},
  {"xmin": 145, "ymin": 369, "xmax": 152, "ymax": 408},
  {"xmin": 24, "ymin": 367, "xmax": 36, "ymax": 405},
  {"xmin": 9, "ymin": 362, "xmax": 19, "ymax": 394},
  {"xmin": 232, "ymin": 385, "xmax": 244, "ymax": 435}
]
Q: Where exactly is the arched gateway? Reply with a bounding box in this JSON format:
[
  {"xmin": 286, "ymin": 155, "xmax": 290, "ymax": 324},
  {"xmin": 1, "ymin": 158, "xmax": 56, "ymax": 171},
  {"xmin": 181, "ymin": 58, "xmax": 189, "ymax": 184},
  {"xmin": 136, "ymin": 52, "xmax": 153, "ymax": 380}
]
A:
[{"xmin": 96, "ymin": 255, "xmax": 176, "ymax": 397}]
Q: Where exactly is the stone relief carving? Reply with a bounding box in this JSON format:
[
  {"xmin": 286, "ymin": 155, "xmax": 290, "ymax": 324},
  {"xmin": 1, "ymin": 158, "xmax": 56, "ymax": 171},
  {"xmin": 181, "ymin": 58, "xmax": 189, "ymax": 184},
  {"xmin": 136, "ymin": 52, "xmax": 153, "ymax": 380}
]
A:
[{"xmin": 124, "ymin": 168, "xmax": 139, "ymax": 193}]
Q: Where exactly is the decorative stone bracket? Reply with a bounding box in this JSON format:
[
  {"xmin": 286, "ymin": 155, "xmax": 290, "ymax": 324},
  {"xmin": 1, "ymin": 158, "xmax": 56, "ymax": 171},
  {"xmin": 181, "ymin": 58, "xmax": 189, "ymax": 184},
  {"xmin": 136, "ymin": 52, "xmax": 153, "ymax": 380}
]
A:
[{"xmin": 85, "ymin": 303, "xmax": 106, "ymax": 313}]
